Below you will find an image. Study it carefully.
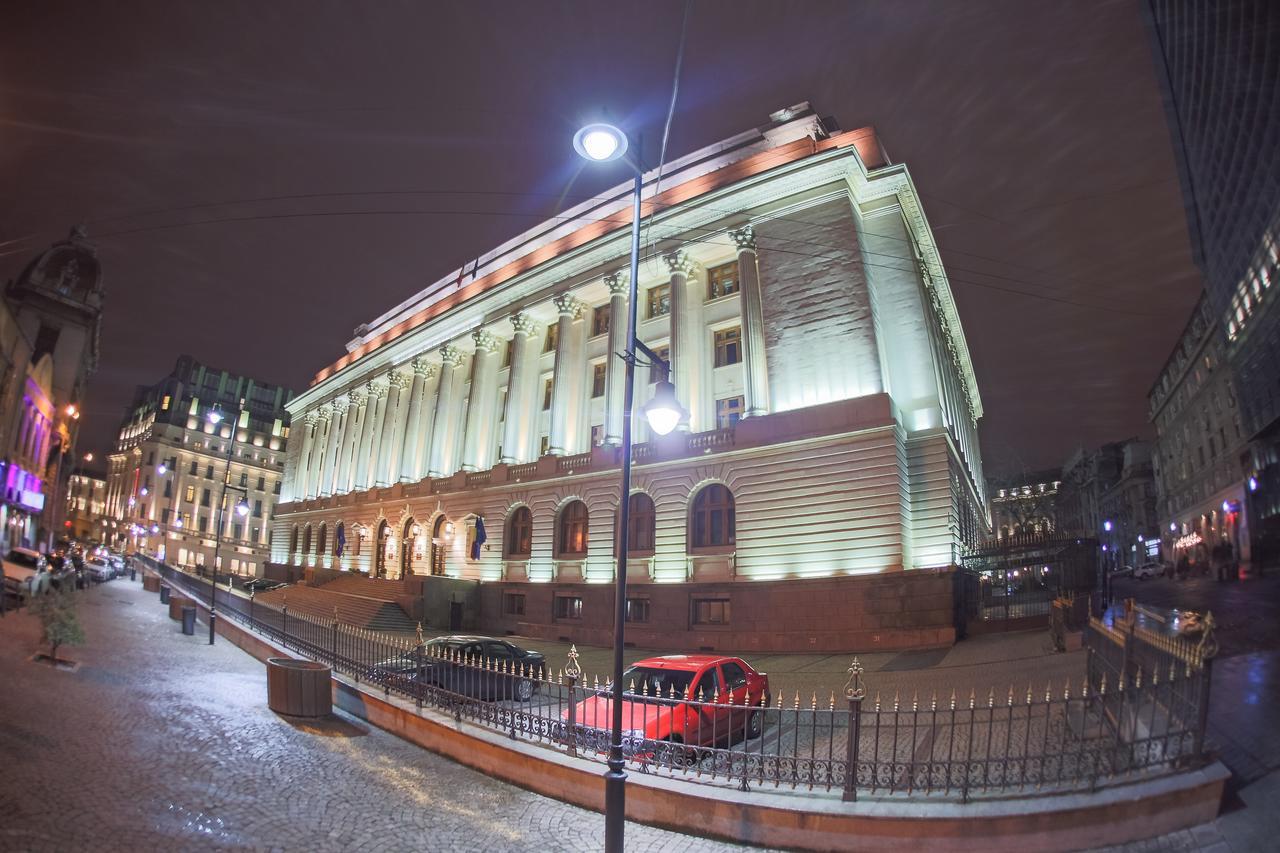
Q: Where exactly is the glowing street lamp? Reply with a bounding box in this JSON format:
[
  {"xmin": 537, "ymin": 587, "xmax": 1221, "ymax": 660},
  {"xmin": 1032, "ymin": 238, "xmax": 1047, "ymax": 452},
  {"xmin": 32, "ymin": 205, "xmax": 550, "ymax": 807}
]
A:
[
  {"xmin": 235, "ymin": 498, "xmax": 250, "ymax": 518},
  {"xmin": 574, "ymin": 119, "xmax": 685, "ymax": 853},
  {"xmin": 1103, "ymin": 520, "xmax": 1113, "ymax": 532}
]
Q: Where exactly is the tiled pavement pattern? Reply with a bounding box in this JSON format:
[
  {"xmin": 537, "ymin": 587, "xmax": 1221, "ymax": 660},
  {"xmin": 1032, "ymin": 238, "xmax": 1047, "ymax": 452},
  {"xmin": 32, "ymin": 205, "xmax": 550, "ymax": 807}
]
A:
[{"xmin": 0, "ymin": 579, "xmax": 756, "ymax": 852}]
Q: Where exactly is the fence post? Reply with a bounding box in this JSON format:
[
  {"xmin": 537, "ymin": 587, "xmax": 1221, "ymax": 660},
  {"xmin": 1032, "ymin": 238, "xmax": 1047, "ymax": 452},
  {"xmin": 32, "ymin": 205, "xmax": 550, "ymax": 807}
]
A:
[
  {"xmin": 842, "ymin": 657, "xmax": 865, "ymax": 802},
  {"xmin": 414, "ymin": 631, "xmax": 424, "ymax": 712},
  {"xmin": 565, "ymin": 644, "xmax": 582, "ymax": 758},
  {"xmin": 283, "ymin": 600, "xmax": 288, "ymax": 639},
  {"xmin": 331, "ymin": 607, "xmax": 339, "ymax": 669}
]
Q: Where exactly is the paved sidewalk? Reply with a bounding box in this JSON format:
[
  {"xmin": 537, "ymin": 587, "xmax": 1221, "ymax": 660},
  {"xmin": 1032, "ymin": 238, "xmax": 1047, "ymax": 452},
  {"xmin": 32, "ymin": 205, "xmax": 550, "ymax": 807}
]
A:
[{"xmin": 0, "ymin": 579, "xmax": 752, "ymax": 852}]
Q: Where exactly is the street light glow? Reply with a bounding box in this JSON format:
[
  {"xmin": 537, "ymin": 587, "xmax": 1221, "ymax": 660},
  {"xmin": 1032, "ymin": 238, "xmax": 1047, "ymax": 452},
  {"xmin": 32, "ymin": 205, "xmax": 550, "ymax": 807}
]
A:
[
  {"xmin": 235, "ymin": 499, "xmax": 250, "ymax": 517},
  {"xmin": 1103, "ymin": 520, "xmax": 1113, "ymax": 532},
  {"xmin": 573, "ymin": 123, "xmax": 628, "ymax": 162},
  {"xmin": 208, "ymin": 408, "xmax": 223, "ymax": 425},
  {"xmin": 642, "ymin": 380, "xmax": 687, "ymax": 436},
  {"xmin": 157, "ymin": 463, "xmax": 167, "ymax": 475}
]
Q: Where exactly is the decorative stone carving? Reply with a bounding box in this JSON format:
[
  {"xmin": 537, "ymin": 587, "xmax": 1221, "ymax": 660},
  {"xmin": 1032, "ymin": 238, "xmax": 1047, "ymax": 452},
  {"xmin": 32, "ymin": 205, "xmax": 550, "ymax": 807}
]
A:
[
  {"xmin": 510, "ymin": 312, "xmax": 541, "ymax": 337},
  {"xmin": 387, "ymin": 370, "xmax": 411, "ymax": 391},
  {"xmin": 438, "ymin": 343, "xmax": 464, "ymax": 366},
  {"xmin": 411, "ymin": 355, "xmax": 436, "ymax": 378},
  {"xmin": 729, "ymin": 225, "xmax": 756, "ymax": 252},
  {"xmin": 663, "ymin": 251, "xmax": 699, "ymax": 278},
  {"xmin": 552, "ymin": 292, "xmax": 584, "ymax": 319},
  {"xmin": 604, "ymin": 270, "xmax": 629, "ymax": 294},
  {"xmin": 366, "ymin": 379, "xmax": 387, "ymax": 400},
  {"xmin": 472, "ymin": 329, "xmax": 502, "ymax": 353},
  {"xmin": 347, "ymin": 388, "xmax": 367, "ymax": 408}
]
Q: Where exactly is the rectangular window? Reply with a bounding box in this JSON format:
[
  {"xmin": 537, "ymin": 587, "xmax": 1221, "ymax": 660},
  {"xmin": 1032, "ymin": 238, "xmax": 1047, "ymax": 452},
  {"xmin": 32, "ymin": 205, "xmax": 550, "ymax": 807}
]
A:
[
  {"xmin": 591, "ymin": 424, "xmax": 605, "ymax": 446},
  {"xmin": 554, "ymin": 596, "xmax": 583, "ymax": 620},
  {"xmin": 692, "ymin": 597, "xmax": 731, "ymax": 626},
  {"xmin": 201, "ymin": 488, "xmax": 211, "ymax": 507},
  {"xmin": 625, "ymin": 598, "xmax": 650, "ymax": 623},
  {"xmin": 714, "ymin": 327, "xmax": 742, "ymax": 367},
  {"xmin": 189, "ymin": 461, "xmax": 198, "ymax": 475},
  {"xmin": 544, "ymin": 324, "xmax": 559, "ymax": 353},
  {"xmin": 256, "ymin": 476, "xmax": 265, "ymax": 491},
  {"xmin": 239, "ymin": 472, "xmax": 248, "ymax": 487},
  {"xmin": 591, "ymin": 305, "xmax": 610, "ymax": 337},
  {"xmin": 232, "ymin": 523, "xmax": 243, "ymax": 540},
  {"xmin": 273, "ymin": 481, "xmax": 282, "ymax": 495},
  {"xmin": 146, "ymin": 451, "xmax": 155, "ymax": 465},
  {"xmin": 707, "ymin": 261, "xmax": 740, "ymax": 299},
  {"xmin": 592, "ymin": 362, "xmax": 606, "ymax": 397},
  {"xmin": 646, "ymin": 284, "xmax": 671, "ymax": 319},
  {"xmin": 503, "ymin": 338, "xmax": 513, "ymax": 368},
  {"xmin": 503, "ymin": 593, "xmax": 526, "ymax": 617},
  {"xmin": 206, "ymin": 465, "xmax": 214, "ymax": 479},
  {"xmin": 161, "ymin": 394, "xmax": 171, "ymax": 411},
  {"xmin": 540, "ymin": 435, "xmax": 550, "ymax": 456},
  {"xmin": 649, "ymin": 345, "xmax": 670, "ymax": 384},
  {"xmin": 161, "ymin": 508, "xmax": 170, "ymax": 524},
  {"xmin": 185, "ymin": 485, "xmax": 195, "ymax": 503},
  {"xmin": 163, "ymin": 481, "xmax": 172, "ymax": 499},
  {"xmin": 253, "ymin": 500, "xmax": 263, "ymax": 518},
  {"xmin": 199, "ymin": 516, "xmax": 209, "ymax": 533},
  {"xmin": 543, "ymin": 378, "xmax": 553, "ymax": 410},
  {"xmin": 716, "ymin": 396, "xmax": 745, "ymax": 429}
]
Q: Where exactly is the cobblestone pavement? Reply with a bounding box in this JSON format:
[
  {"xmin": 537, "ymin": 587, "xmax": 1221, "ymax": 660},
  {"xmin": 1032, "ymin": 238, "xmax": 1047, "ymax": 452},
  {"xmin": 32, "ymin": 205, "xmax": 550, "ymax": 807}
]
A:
[{"xmin": 0, "ymin": 579, "xmax": 756, "ymax": 852}]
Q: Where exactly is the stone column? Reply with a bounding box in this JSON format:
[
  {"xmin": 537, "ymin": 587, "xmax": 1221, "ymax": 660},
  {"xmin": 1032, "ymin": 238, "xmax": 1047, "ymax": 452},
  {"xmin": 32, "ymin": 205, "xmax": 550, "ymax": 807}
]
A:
[
  {"xmin": 318, "ymin": 397, "xmax": 346, "ymax": 497},
  {"xmin": 427, "ymin": 344, "xmax": 464, "ymax": 478},
  {"xmin": 334, "ymin": 390, "xmax": 364, "ymax": 494},
  {"xmin": 548, "ymin": 292, "xmax": 585, "ymax": 455},
  {"xmin": 461, "ymin": 330, "xmax": 503, "ymax": 471},
  {"xmin": 411, "ymin": 363, "xmax": 440, "ymax": 481},
  {"xmin": 354, "ymin": 381, "xmax": 385, "ymax": 490},
  {"xmin": 398, "ymin": 357, "xmax": 432, "ymax": 482},
  {"xmin": 374, "ymin": 370, "xmax": 407, "ymax": 487},
  {"xmin": 295, "ymin": 412, "xmax": 317, "ymax": 500},
  {"xmin": 602, "ymin": 270, "xmax": 629, "ymax": 446},
  {"xmin": 501, "ymin": 313, "xmax": 541, "ymax": 463},
  {"xmin": 305, "ymin": 408, "xmax": 330, "ymax": 500},
  {"xmin": 664, "ymin": 251, "xmax": 703, "ymax": 432},
  {"xmin": 730, "ymin": 225, "xmax": 770, "ymax": 417}
]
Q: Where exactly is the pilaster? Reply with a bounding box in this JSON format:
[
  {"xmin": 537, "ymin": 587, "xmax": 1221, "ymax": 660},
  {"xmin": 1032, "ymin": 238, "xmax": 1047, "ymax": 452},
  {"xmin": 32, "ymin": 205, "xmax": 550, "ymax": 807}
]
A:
[
  {"xmin": 399, "ymin": 357, "xmax": 435, "ymax": 482},
  {"xmin": 427, "ymin": 344, "xmax": 465, "ymax": 478},
  {"xmin": 731, "ymin": 225, "xmax": 770, "ymax": 418},
  {"xmin": 664, "ymin": 250, "xmax": 704, "ymax": 433},
  {"xmin": 549, "ymin": 292, "xmax": 586, "ymax": 455},
  {"xmin": 502, "ymin": 312, "xmax": 542, "ymax": 464},
  {"xmin": 461, "ymin": 329, "xmax": 503, "ymax": 471},
  {"xmin": 603, "ymin": 270, "xmax": 630, "ymax": 446}
]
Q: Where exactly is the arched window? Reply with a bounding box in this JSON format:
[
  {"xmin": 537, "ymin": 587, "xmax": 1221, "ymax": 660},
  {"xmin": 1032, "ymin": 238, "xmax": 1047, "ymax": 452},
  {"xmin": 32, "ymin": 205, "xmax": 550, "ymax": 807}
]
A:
[
  {"xmin": 302, "ymin": 524, "xmax": 313, "ymax": 555},
  {"xmin": 430, "ymin": 515, "xmax": 448, "ymax": 575},
  {"xmin": 506, "ymin": 506, "xmax": 533, "ymax": 558},
  {"xmin": 618, "ymin": 492, "xmax": 655, "ymax": 555},
  {"xmin": 375, "ymin": 519, "xmax": 390, "ymax": 577},
  {"xmin": 557, "ymin": 500, "xmax": 589, "ymax": 558},
  {"xmin": 690, "ymin": 484, "xmax": 735, "ymax": 549},
  {"xmin": 316, "ymin": 523, "xmax": 327, "ymax": 556},
  {"xmin": 289, "ymin": 525, "xmax": 299, "ymax": 556}
]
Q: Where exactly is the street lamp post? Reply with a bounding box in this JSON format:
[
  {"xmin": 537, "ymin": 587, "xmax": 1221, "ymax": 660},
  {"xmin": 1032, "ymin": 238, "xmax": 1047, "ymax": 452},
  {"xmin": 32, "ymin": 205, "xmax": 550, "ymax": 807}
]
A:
[
  {"xmin": 574, "ymin": 121, "xmax": 687, "ymax": 853},
  {"xmin": 206, "ymin": 400, "xmax": 250, "ymax": 645}
]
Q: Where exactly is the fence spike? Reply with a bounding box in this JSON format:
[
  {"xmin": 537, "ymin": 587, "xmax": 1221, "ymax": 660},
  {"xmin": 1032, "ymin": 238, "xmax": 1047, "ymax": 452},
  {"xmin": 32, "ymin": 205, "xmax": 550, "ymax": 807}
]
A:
[
  {"xmin": 930, "ymin": 690, "xmax": 937, "ymax": 712},
  {"xmin": 593, "ymin": 674, "xmax": 600, "ymax": 690},
  {"xmin": 1045, "ymin": 681, "xmax": 1052, "ymax": 703},
  {"xmin": 1080, "ymin": 677, "xmax": 1089, "ymax": 699},
  {"xmin": 1135, "ymin": 666, "xmax": 1143, "ymax": 689},
  {"xmin": 1100, "ymin": 673, "xmax": 1107, "ymax": 696},
  {"xmin": 950, "ymin": 688, "xmax": 956, "ymax": 711},
  {"xmin": 874, "ymin": 691, "xmax": 881, "ymax": 712},
  {"xmin": 1025, "ymin": 684, "xmax": 1033, "ymax": 705},
  {"xmin": 793, "ymin": 691, "xmax": 801, "ymax": 710},
  {"xmin": 1169, "ymin": 661, "xmax": 1177, "ymax": 683},
  {"xmin": 829, "ymin": 690, "xmax": 836, "ymax": 710},
  {"xmin": 811, "ymin": 691, "xmax": 818, "ymax": 711},
  {"xmin": 1063, "ymin": 679, "xmax": 1071, "ymax": 700},
  {"xmin": 968, "ymin": 688, "xmax": 975, "ymax": 709},
  {"xmin": 912, "ymin": 690, "xmax": 919, "ymax": 712},
  {"xmin": 893, "ymin": 689, "xmax": 900, "ymax": 712},
  {"xmin": 987, "ymin": 687, "xmax": 995, "ymax": 708},
  {"xmin": 1007, "ymin": 685, "xmax": 1014, "ymax": 707},
  {"xmin": 629, "ymin": 678, "xmax": 637, "ymax": 696},
  {"xmin": 1152, "ymin": 664, "xmax": 1159, "ymax": 686}
]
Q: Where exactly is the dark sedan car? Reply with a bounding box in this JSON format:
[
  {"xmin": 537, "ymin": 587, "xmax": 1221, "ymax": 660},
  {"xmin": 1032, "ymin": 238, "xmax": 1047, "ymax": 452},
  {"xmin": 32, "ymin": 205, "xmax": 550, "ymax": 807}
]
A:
[{"xmin": 375, "ymin": 635, "xmax": 545, "ymax": 702}]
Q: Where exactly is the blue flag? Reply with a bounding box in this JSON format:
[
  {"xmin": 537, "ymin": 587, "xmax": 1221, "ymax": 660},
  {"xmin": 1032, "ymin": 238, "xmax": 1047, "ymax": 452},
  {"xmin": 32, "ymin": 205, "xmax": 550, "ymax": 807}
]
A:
[
  {"xmin": 335, "ymin": 524, "xmax": 346, "ymax": 556},
  {"xmin": 471, "ymin": 517, "xmax": 486, "ymax": 560}
]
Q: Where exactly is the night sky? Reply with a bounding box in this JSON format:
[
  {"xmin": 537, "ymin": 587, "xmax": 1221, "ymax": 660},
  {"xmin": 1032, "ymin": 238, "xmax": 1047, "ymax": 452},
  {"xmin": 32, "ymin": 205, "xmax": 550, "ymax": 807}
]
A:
[{"xmin": 0, "ymin": 1, "xmax": 1201, "ymax": 476}]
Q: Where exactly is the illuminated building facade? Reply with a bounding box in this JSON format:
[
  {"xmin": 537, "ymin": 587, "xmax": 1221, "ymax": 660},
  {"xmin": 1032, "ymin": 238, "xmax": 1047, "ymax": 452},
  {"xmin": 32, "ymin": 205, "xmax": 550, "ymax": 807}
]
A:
[
  {"xmin": 65, "ymin": 467, "xmax": 107, "ymax": 541},
  {"xmin": 105, "ymin": 356, "xmax": 293, "ymax": 576},
  {"xmin": 273, "ymin": 104, "xmax": 988, "ymax": 651}
]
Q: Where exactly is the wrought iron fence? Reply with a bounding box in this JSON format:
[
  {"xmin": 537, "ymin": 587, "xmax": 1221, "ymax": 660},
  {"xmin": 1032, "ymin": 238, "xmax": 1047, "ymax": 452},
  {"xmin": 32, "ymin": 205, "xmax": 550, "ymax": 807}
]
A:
[
  {"xmin": 957, "ymin": 534, "xmax": 1100, "ymax": 633},
  {"xmin": 141, "ymin": 558, "xmax": 1213, "ymax": 803}
]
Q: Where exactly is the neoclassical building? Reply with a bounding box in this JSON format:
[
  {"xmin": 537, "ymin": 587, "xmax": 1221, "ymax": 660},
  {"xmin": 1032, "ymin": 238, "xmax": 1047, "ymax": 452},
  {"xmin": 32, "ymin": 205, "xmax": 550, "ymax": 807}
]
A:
[{"xmin": 273, "ymin": 103, "xmax": 988, "ymax": 651}]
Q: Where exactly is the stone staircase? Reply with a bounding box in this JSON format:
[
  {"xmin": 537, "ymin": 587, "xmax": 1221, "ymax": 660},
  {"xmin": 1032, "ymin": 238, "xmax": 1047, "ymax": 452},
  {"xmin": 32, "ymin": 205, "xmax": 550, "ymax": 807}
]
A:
[
  {"xmin": 315, "ymin": 574, "xmax": 407, "ymax": 603},
  {"xmin": 255, "ymin": 582, "xmax": 418, "ymax": 634}
]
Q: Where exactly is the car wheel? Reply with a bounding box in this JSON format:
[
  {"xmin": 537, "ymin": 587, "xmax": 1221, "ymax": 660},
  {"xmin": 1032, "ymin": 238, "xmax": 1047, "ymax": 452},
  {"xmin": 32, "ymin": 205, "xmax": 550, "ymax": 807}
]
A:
[{"xmin": 747, "ymin": 708, "xmax": 764, "ymax": 739}]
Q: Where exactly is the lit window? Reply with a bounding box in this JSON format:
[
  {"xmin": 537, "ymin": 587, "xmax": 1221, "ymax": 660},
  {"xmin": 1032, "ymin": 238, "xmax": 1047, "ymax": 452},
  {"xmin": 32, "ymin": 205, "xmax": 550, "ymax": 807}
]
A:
[
  {"xmin": 591, "ymin": 363, "xmax": 606, "ymax": 397},
  {"xmin": 161, "ymin": 395, "xmax": 171, "ymax": 411},
  {"xmin": 591, "ymin": 424, "xmax": 604, "ymax": 446},
  {"xmin": 591, "ymin": 305, "xmax": 610, "ymax": 337},
  {"xmin": 714, "ymin": 327, "xmax": 742, "ymax": 367},
  {"xmin": 690, "ymin": 484, "xmax": 735, "ymax": 549},
  {"xmin": 544, "ymin": 324, "xmax": 559, "ymax": 353},
  {"xmin": 543, "ymin": 378, "xmax": 553, "ymax": 410},
  {"xmin": 554, "ymin": 596, "xmax": 583, "ymax": 620},
  {"xmin": 706, "ymin": 261, "xmax": 740, "ymax": 299},
  {"xmin": 715, "ymin": 396, "xmax": 744, "ymax": 429},
  {"xmin": 625, "ymin": 598, "xmax": 650, "ymax": 623},
  {"xmin": 646, "ymin": 284, "xmax": 671, "ymax": 319},
  {"xmin": 556, "ymin": 500, "xmax": 589, "ymax": 557},
  {"xmin": 505, "ymin": 506, "xmax": 532, "ymax": 558}
]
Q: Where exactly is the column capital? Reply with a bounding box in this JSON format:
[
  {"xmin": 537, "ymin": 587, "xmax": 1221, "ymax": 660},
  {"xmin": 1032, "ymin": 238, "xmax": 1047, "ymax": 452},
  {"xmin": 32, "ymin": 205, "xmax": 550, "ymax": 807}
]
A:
[
  {"xmin": 387, "ymin": 370, "xmax": 411, "ymax": 391},
  {"xmin": 348, "ymin": 388, "xmax": 367, "ymax": 408},
  {"xmin": 439, "ymin": 343, "xmax": 465, "ymax": 366},
  {"xmin": 552, "ymin": 291, "xmax": 585, "ymax": 319},
  {"xmin": 314, "ymin": 404, "xmax": 333, "ymax": 423},
  {"xmin": 366, "ymin": 379, "xmax": 388, "ymax": 400},
  {"xmin": 411, "ymin": 355, "xmax": 437, "ymax": 379},
  {"xmin": 663, "ymin": 250, "xmax": 700, "ymax": 278},
  {"xmin": 729, "ymin": 224, "xmax": 757, "ymax": 252},
  {"xmin": 303, "ymin": 410, "xmax": 319, "ymax": 427},
  {"xmin": 509, "ymin": 312, "xmax": 542, "ymax": 337},
  {"xmin": 472, "ymin": 329, "xmax": 502, "ymax": 354},
  {"xmin": 332, "ymin": 394, "xmax": 350, "ymax": 410},
  {"xmin": 604, "ymin": 270, "xmax": 630, "ymax": 295}
]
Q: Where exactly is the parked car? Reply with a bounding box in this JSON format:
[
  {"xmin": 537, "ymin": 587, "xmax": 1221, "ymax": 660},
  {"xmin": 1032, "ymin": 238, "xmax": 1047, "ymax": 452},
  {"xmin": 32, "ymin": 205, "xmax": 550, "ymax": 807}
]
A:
[
  {"xmin": 107, "ymin": 555, "xmax": 126, "ymax": 578},
  {"xmin": 565, "ymin": 655, "xmax": 771, "ymax": 759},
  {"xmin": 1134, "ymin": 562, "xmax": 1164, "ymax": 580},
  {"xmin": 375, "ymin": 635, "xmax": 546, "ymax": 702},
  {"xmin": 2, "ymin": 547, "xmax": 51, "ymax": 600},
  {"xmin": 1110, "ymin": 565, "xmax": 1134, "ymax": 577},
  {"xmin": 83, "ymin": 558, "xmax": 114, "ymax": 583}
]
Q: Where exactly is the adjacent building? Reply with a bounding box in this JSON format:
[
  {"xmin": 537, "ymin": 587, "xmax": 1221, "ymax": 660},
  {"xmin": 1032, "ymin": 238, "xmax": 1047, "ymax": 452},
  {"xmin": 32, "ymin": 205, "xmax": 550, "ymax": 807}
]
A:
[
  {"xmin": 1148, "ymin": 292, "xmax": 1249, "ymax": 567},
  {"xmin": 1145, "ymin": 0, "xmax": 1280, "ymax": 567},
  {"xmin": 0, "ymin": 226, "xmax": 104, "ymax": 551},
  {"xmin": 988, "ymin": 470, "xmax": 1062, "ymax": 539},
  {"xmin": 1056, "ymin": 439, "xmax": 1157, "ymax": 568},
  {"xmin": 105, "ymin": 356, "xmax": 293, "ymax": 576},
  {"xmin": 65, "ymin": 466, "xmax": 107, "ymax": 541},
  {"xmin": 272, "ymin": 103, "xmax": 989, "ymax": 652}
]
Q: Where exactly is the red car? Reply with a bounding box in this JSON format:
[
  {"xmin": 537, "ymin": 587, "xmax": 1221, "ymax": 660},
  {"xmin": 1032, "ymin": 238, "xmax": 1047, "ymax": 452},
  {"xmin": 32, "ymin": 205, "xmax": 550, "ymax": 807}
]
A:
[{"xmin": 566, "ymin": 655, "xmax": 770, "ymax": 758}]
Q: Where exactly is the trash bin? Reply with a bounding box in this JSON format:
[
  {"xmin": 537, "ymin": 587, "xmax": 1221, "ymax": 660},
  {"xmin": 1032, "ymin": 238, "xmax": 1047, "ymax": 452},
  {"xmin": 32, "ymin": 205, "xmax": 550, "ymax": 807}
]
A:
[
  {"xmin": 160, "ymin": 585, "xmax": 171, "ymax": 604},
  {"xmin": 181, "ymin": 605, "xmax": 196, "ymax": 635}
]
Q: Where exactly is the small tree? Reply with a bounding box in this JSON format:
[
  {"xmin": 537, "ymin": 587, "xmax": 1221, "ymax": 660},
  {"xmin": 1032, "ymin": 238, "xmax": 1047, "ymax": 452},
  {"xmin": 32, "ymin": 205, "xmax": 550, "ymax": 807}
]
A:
[{"xmin": 30, "ymin": 588, "xmax": 85, "ymax": 665}]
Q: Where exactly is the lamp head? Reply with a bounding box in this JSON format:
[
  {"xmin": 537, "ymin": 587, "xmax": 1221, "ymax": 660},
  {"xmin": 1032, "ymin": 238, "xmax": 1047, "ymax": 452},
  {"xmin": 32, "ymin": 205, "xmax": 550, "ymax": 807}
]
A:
[
  {"xmin": 207, "ymin": 407, "xmax": 223, "ymax": 425},
  {"xmin": 573, "ymin": 123, "xmax": 628, "ymax": 162},
  {"xmin": 235, "ymin": 499, "xmax": 250, "ymax": 518},
  {"xmin": 642, "ymin": 380, "xmax": 687, "ymax": 436}
]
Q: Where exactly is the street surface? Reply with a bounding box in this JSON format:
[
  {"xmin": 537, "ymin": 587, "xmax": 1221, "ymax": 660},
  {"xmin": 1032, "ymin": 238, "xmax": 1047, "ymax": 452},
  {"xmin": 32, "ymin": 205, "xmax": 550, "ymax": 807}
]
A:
[{"xmin": 0, "ymin": 578, "xmax": 752, "ymax": 852}]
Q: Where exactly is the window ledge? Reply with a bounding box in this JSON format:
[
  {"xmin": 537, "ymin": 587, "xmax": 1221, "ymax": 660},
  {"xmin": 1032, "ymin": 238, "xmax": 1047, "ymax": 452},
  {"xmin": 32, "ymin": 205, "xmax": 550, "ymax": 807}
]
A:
[{"xmin": 688, "ymin": 545, "xmax": 736, "ymax": 557}]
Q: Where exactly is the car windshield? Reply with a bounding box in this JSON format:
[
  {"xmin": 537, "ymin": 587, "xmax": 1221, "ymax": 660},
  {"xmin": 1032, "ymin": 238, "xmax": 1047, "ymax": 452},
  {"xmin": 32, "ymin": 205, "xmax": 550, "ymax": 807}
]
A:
[
  {"xmin": 5, "ymin": 550, "xmax": 40, "ymax": 569},
  {"xmin": 621, "ymin": 666, "xmax": 696, "ymax": 698}
]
